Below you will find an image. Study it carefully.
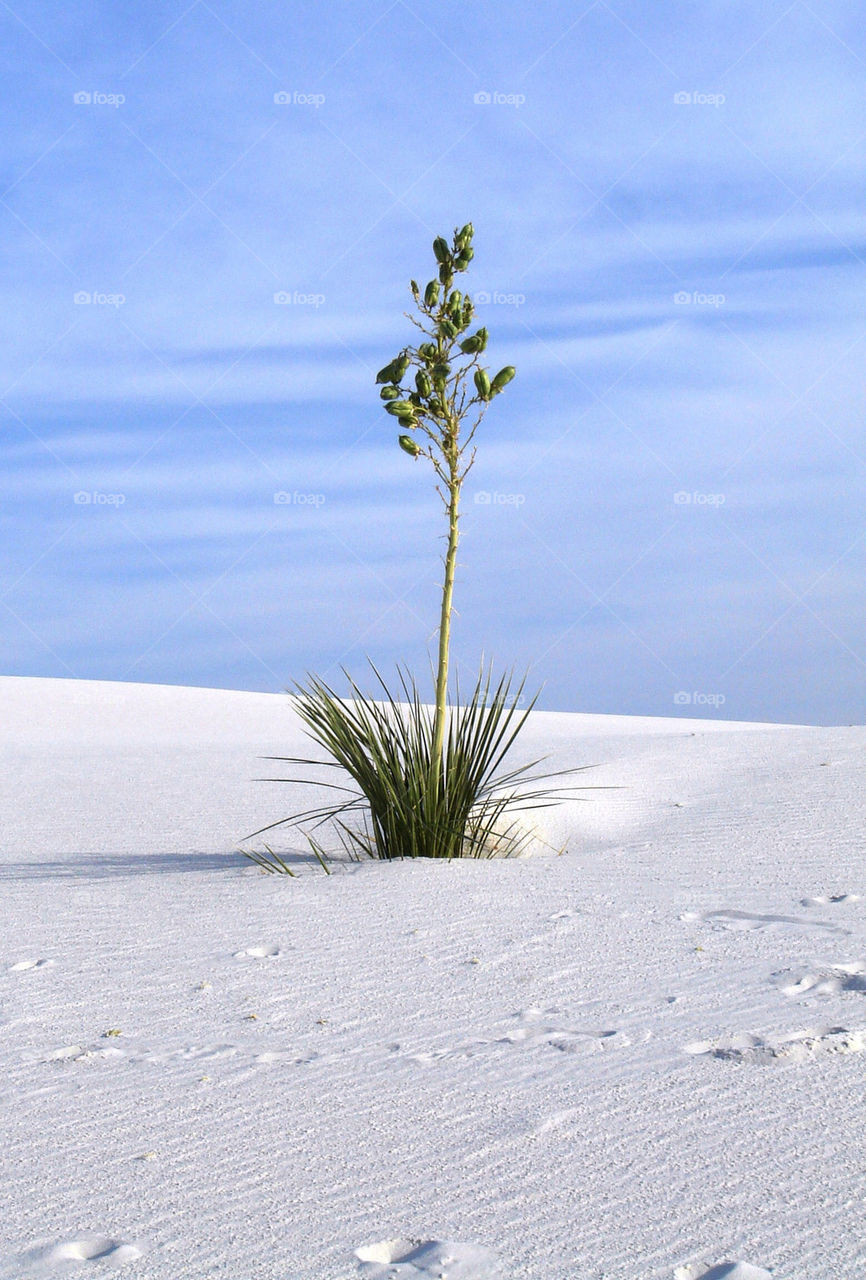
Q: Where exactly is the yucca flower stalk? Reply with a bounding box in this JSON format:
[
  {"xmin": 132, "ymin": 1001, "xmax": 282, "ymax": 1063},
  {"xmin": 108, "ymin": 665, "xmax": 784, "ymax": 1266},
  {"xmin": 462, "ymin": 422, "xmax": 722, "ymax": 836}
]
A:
[{"xmin": 375, "ymin": 223, "xmax": 515, "ymax": 796}]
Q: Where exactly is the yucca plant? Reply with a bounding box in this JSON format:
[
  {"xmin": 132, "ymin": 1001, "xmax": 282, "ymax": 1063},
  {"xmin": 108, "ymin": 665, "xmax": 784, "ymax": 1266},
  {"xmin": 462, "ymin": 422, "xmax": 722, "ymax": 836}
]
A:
[
  {"xmin": 246, "ymin": 226, "xmax": 599, "ymax": 865},
  {"xmin": 246, "ymin": 664, "xmax": 593, "ymax": 862}
]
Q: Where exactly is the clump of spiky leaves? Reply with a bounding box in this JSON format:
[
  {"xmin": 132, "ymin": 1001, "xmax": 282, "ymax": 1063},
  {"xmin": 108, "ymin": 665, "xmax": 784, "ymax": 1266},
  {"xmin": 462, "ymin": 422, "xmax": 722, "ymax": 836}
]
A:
[{"xmin": 244, "ymin": 664, "xmax": 601, "ymax": 864}]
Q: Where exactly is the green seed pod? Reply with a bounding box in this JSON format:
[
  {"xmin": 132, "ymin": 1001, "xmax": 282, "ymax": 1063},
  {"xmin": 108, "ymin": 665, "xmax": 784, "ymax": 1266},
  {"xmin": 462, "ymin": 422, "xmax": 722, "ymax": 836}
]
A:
[
  {"xmin": 424, "ymin": 280, "xmax": 440, "ymax": 307},
  {"xmin": 393, "ymin": 354, "xmax": 410, "ymax": 381},
  {"xmin": 448, "ymin": 290, "xmax": 462, "ymax": 308},
  {"xmin": 418, "ymin": 342, "xmax": 437, "ymax": 361},
  {"xmin": 399, "ymin": 434, "xmax": 421, "ymax": 457},
  {"xmin": 455, "ymin": 247, "xmax": 474, "ymax": 269},
  {"xmin": 415, "ymin": 370, "xmax": 431, "ymax": 397},
  {"xmin": 474, "ymin": 369, "xmax": 491, "ymax": 398},
  {"xmin": 380, "ymin": 385, "xmax": 401, "ymax": 400},
  {"xmin": 462, "ymin": 299, "xmax": 474, "ymax": 324},
  {"xmin": 491, "ymin": 365, "xmax": 516, "ymax": 393},
  {"xmin": 410, "ymin": 279, "xmax": 420, "ymax": 300},
  {"xmin": 458, "ymin": 222, "xmax": 474, "ymax": 244},
  {"xmin": 439, "ymin": 319, "xmax": 457, "ymax": 339},
  {"xmin": 397, "ymin": 414, "xmax": 416, "ymax": 428},
  {"xmin": 375, "ymin": 362, "xmax": 397, "ymax": 385},
  {"xmin": 385, "ymin": 399, "xmax": 414, "ymax": 416},
  {"xmin": 460, "ymin": 327, "xmax": 486, "ymax": 353},
  {"xmin": 432, "ymin": 237, "xmax": 449, "ymax": 264},
  {"xmin": 438, "ymin": 263, "xmax": 453, "ymax": 286}
]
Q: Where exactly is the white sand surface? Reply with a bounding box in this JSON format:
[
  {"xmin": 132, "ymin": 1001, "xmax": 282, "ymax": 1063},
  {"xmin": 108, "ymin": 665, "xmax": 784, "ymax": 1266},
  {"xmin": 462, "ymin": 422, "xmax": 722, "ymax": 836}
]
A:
[{"xmin": 1, "ymin": 675, "xmax": 864, "ymax": 1279}]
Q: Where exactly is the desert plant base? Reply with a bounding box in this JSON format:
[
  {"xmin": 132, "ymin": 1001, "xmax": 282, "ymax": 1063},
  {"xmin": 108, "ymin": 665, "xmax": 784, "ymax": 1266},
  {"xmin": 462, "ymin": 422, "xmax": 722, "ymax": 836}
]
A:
[{"xmin": 245, "ymin": 664, "xmax": 599, "ymax": 864}]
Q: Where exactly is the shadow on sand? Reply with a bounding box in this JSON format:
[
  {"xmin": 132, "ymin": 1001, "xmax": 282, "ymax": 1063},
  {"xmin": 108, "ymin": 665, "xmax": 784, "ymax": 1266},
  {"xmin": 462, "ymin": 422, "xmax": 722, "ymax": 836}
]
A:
[{"xmin": 0, "ymin": 848, "xmax": 334, "ymax": 879}]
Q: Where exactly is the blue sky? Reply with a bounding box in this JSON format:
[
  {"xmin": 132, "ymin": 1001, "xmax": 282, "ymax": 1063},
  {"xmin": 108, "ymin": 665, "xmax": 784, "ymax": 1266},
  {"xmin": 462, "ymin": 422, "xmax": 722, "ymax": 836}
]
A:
[{"xmin": 1, "ymin": 0, "xmax": 864, "ymax": 723}]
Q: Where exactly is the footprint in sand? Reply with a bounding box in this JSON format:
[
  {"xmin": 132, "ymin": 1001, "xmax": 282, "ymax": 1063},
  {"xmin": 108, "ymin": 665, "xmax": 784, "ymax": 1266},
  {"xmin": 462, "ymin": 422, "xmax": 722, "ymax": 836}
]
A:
[
  {"xmin": 9, "ymin": 958, "xmax": 53, "ymax": 971},
  {"xmin": 496, "ymin": 1006, "xmax": 635, "ymax": 1054},
  {"xmin": 675, "ymin": 1264, "xmax": 771, "ymax": 1280},
  {"xmin": 775, "ymin": 960, "xmax": 866, "ymax": 998},
  {"xmin": 254, "ymin": 1049, "xmax": 321, "ymax": 1066},
  {"xmin": 46, "ymin": 1236, "xmax": 142, "ymax": 1264},
  {"xmin": 684, "ymin": 1024, "xmax": 866, "ymax": 1062},
  {"xmin": 801, "ymin": 893, "xmax": 861, "ymax": 907},
  {"xmin": 681, "ymin": 908, "xmax": 846, "ymax": 935},
  {"xmin": 234, "ymin": 944, "xmax": 283, "ymax": 958},
  {"xmin": 134, "ymin": 1043, "xmax": 239, "ymax": 1066},
  {"xmin": 409, "ymin": 1007, "xmax": 636, "ymax": 1065},
  {"xmin": 355, "ymin": 1238, "xmax": 503, "ymax": 1278},
  {"xmin": 45, "ymin": 1044, "xmax": 125, "ymax": 1064}
]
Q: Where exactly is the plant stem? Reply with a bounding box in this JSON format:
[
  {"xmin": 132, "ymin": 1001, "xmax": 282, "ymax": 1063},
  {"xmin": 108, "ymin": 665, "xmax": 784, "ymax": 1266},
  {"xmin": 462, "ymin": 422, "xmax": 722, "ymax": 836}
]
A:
[{"xmin": 431, "ymin": 465, "xmax": 460, "ymax": 791}]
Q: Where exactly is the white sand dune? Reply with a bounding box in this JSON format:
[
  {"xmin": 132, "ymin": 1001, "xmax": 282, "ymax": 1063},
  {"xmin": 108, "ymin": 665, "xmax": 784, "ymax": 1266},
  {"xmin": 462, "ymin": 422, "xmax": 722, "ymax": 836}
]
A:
[{"xmin": 1, "ymin": 675, "xmax": 864, "ymax": 1278}]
